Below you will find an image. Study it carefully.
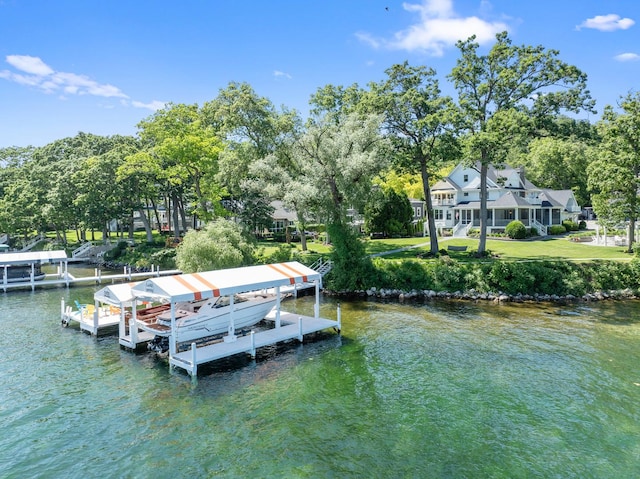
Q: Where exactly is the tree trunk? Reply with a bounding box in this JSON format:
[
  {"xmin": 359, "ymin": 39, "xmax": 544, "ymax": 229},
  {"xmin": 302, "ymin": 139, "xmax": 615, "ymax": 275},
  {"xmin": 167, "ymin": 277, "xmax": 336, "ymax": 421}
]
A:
[
  {"xmin": 138, "ymin": 207, "xmax": 154, "ymax": 243},
  {"xmin": 172, "ymin": 193, "xmax": 180, "ymax": 240},
  {"xmin": 296, "ymin": 212, "xmax": 307, "ymax": 252},
  {"xmin": 478, "ymin": 159, "xmax": 489, "ymax": 255},
  {"xmin": 628, "ymin": 218, "xmax": 635, "ymax": 253},
  {"xmin": 420, "ymin": 160, "xmax": 439, "ymax": 254},
  {"xmin": 178, "ymin": 196, "xmax": 187, "ymax": 235}
]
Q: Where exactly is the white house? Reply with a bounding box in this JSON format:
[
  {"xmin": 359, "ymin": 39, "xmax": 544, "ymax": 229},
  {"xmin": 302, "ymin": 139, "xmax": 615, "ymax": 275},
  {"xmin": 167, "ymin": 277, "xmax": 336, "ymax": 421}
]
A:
[{"xmin": 429, "ymin": 163, "xmax": 581, "ymax": 236}]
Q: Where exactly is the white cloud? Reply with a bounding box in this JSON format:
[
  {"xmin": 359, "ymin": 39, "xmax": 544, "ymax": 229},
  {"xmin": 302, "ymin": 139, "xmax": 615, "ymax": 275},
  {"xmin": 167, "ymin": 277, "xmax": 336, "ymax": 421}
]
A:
[
  {"xmin": 6, "ymin": 54, "xmax": 54, "ymax": 75},
  {"xmin": 577, "ymin": 14, "xmax": 635, "ymax": 32},
  {"xmin": 0, "ymin": 54, "xmax": 164, "ymax": 109},
  {"xmin": 614, "ymin": 52, "xmax": 640, "ymax": 62},
  {"xmin": 357, "ymin": 0, "xmax": 508, "ymax": 56},
  {"xmin": 131, "ymin": 100, "xmax": 166, "ymax": 111},
  {"xmin": 273, "ymin": 70, "xmax": 292, "ymax": 79}
]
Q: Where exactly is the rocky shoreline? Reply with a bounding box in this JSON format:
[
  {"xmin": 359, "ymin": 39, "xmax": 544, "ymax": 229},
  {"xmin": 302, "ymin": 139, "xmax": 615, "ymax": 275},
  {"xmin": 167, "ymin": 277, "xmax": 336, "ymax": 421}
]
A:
[{"xmin": 324, "ymin": 286, "xmax": 640, "ymax": 303}]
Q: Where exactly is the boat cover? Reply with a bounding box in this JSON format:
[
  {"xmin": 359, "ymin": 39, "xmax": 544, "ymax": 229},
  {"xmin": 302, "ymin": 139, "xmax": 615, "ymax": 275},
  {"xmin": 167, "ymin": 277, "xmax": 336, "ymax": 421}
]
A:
[{"xmin": 131, "ymin": 261, "xmax": 321, "ymax": 303}]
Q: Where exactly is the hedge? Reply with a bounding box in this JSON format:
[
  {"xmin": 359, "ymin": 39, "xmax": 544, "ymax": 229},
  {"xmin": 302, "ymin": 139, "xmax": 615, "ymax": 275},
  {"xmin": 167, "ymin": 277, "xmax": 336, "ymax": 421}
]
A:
[{"xmin": 368, "ymin": 257, "xmax": 640, "ymax": 297}]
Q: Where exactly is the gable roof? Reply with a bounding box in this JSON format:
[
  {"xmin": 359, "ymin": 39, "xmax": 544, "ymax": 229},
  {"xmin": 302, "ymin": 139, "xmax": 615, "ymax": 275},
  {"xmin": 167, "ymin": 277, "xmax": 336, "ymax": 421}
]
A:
[
  {"xmin": 538, "ymin": 191, "xmax": 564, "ymax": 208},
  {"xmin": 270, "ymin": 200, "xmax": 297, "ymax": 221},
  {"xmin": 431, "ymin": 177, "xmax": 460, "ymax": 191},
  {"xmin": 491, "ymin": 191, "xmax": 532, "ymax": 208}
]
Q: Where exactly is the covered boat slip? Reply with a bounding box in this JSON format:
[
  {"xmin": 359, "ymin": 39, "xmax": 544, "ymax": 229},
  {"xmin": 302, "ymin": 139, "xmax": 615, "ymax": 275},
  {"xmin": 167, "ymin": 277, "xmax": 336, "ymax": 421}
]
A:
[
  {"xmin": 130, "ymin": 261, "xmax": 340, "ymax": 375},
  {"xmin": 1, "ymin": 250, "xmax": 69, "ymax": 291},
  {"xmin": 65, "ymin": 261, "xmax": 339, "ymax": 375}
]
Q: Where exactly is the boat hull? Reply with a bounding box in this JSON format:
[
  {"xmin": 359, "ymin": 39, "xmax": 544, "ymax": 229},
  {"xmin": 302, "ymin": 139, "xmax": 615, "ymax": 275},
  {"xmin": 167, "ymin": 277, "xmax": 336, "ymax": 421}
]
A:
[{"xmin": 138, "ymin": 294, "xmax": 277, "ymax": 343}]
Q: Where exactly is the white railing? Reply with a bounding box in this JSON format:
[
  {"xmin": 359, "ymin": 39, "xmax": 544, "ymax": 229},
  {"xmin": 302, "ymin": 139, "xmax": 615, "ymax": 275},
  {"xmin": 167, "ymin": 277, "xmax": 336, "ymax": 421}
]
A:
[
  {"xmin": 531, "ymin": 219, "xmax": 547, "ymax": 236},
  {"xmin": 20, "ymin": 234, "xmax": 44, "ymax": 252},
  {"xmin": 72, "ymin": 242, "xmax": 94, "ymax": 258},
  {"xmin": 310, "ymin": 258, "xmax": 333, "ymax": 277}
]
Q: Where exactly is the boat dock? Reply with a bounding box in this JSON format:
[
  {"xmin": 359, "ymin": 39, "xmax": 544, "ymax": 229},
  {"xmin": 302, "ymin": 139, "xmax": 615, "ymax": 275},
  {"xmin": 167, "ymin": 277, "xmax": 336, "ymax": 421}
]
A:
[
  {"xmin": 63, "ymin": 261, "xmax": 340, "ymax": 376},
  {"xmin": 170, "ymin": 310, "xmax": 340, "ymax": 376},
  {"xmin": 2, "ymin": 249, "xmax": 180, "ymax": 292}
]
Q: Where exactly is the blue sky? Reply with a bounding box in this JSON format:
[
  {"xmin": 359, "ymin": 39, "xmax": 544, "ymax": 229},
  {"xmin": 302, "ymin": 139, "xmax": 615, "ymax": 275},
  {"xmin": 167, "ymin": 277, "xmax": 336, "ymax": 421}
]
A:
[{"xmin": 0, "ymin": 0, "xmax": 638, "ymax": 148}]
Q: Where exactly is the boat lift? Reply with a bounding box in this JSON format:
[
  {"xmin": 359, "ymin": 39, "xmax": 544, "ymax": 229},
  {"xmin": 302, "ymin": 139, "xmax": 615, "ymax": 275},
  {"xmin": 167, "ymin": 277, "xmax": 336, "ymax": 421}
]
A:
[{"xmin": 129, "ymin": 261, "xmax": 340, "ymax": 375}]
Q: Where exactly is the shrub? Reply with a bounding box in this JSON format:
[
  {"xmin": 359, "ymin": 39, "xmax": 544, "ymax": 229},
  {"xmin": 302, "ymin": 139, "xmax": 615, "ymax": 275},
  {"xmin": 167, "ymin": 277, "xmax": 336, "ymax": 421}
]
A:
[
  {"xmin": 505, "ymin": 220, "xmax": 527, "ymax": 239},
  {"xmin": 578, "ymin": 220, "xmax": 587, "ymax": 230},
  {"xmin": 528, "ymin": 227, "xmax": 539, "ymax": 237},
  {"xmin": 562, "ymin": 220, "xmax": 579, "ymax": 231},
  {"xmin": 549, "ymin": 225, "xmax": 567, "ymax": 235}
]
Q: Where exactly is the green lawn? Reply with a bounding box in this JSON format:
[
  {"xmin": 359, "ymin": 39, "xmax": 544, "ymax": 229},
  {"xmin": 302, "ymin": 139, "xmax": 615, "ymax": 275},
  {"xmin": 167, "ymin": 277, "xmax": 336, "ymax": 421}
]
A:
[{"xmin": 377, "ymin": 236, "xmax": 633, "ymax": 261}]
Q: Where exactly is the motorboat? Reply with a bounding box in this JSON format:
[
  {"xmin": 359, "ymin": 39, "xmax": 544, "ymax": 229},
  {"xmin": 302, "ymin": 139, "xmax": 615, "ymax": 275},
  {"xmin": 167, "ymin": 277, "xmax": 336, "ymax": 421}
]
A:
[{"xmin": 138, "ymin": 291, "xmax": 277, "ymax": 344}]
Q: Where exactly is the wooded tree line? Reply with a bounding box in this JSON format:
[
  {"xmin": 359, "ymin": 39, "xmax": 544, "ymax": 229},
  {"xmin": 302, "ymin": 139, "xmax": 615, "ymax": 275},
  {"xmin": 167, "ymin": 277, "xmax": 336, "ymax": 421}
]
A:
[{"xmin": 1, "ymin": 32, "xmax": 639, "ymax": 281}]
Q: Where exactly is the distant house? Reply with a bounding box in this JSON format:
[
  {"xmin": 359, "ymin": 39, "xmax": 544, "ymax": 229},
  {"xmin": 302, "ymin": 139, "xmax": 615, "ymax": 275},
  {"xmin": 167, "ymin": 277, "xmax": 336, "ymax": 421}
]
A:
[
  {"xmin": 430, "ymin": 163, "xmax": 581, "ymax": 236},
  {"xmin": 269, "ymin": 201, "xmax": 297, "ymax": 234}
]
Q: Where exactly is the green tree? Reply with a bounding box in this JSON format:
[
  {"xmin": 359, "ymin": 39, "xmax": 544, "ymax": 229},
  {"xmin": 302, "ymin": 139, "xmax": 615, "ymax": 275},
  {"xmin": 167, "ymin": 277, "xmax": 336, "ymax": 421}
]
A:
[
  {"xmin": 364, "ymin": 61, "xmax": 460, "ymax": 254},
  {"xmin": 588, "ymin": 92, "xmax": 640, "ymax": 251},
  {"xmin": 175, "ymin": 218, "xmax": 255, "ymax": 273},
  {"xmin": 518, "ymin": 136, "xmax": 596, "ymax": 207},
  {"xmin": 201, "ymin": 82, "xmax": 300, "ymax": 233},
  {"xmin": 449, "ymin": 31, "xmax": 594, "ymax": 254},
  {"xmin": 293, "ymin": 112, "xmax": 388, "ymax": 289},
  {"xmin": 137, "ymin": 103, "xmax": 225, "ymax": 236},
  {"xmin": 364, "ymin": 188, "xmax": 414, "ymax": 237}
]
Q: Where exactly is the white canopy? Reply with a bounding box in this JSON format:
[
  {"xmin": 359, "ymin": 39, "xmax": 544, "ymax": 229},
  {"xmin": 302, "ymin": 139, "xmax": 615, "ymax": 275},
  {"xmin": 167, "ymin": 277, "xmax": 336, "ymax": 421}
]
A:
[
  {"xmin": 94, "ymin": 282, "xmax": 139, "ymax": 306},
  {"xmin": 131, "ymin": 261, "xmax": 321, "ymax": 303},
  {"xmin": 0, "ymin": 250, "xmax": 67, "ymax": 265}
]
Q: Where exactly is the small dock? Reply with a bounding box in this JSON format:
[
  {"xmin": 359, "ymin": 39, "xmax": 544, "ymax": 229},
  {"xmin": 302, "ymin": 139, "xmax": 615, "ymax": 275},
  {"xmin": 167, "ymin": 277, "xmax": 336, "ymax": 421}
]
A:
[
  {"xmin": 170, "ymin": 310, "xmax": 341, "ymax": 376},
  {"xmin": 7, "ymin": 265, "xmax": 181, "ymax": 293}
]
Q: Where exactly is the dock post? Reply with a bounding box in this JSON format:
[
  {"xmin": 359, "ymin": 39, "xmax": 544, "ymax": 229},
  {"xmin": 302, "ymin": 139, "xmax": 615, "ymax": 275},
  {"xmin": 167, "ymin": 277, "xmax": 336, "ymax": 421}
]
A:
[
  {"xmin": 275, "ymin": 286, "xmax": 281, "ymax": 328},
  {"xmin": 98, "ymin": 268, "xmax": 102, "ymax": 283},
  {"xmin": 93, "ymin": 300, "xmax": 99, "ymax": 335},
  {"xmin": 298, "ymin": 317, "xmax": 303, "ymax": 342},
  {"xmin": 337, "ymin": 303, "xmax": 341, "ymax": 331},
  {"xmin": 250, "ymin": 331, "xmax": 256, "ymax": 358},
  {"xmin": 130, "ymin": 317, "xmax": 137, "ymax": 346},
  {"xmin": 61, "ymin": 298, "xmax": 65, "ymax": 321},
  {"xmin": 190, "ymin": 342, "xmax": 197, "ymax": 376}
]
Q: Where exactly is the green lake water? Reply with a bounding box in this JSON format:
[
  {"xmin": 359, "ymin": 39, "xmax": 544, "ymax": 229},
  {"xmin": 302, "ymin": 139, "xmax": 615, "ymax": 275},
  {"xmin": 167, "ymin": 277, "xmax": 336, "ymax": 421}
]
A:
[{"xmin": 1, "ymin": 281, "xmax": 639, "ymax": 478}]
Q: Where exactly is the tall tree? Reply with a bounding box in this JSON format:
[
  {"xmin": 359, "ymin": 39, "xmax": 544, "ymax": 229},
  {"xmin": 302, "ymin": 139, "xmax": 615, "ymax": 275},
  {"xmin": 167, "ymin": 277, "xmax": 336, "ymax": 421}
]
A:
[
  {"xmin": 588, "ymin": 92, "xmax": 640, "ymax": 251},
  {"xmin": 294, "ymin": 112, "xmax": 388, "ymax": 289},
  {"xmin": 137, "ymin": 103, "xmax": 225, "ymax": 237},
  {"xmin": 201, "ymin": 82, "xmax": 300, "ymax": 233},
  {"xmin": 363, "ymin": 61, "xmax": 460, "ymax": 254},
  {"xmin": 449, "ymin": 31, "xmax": 594, "ymax": 254}
]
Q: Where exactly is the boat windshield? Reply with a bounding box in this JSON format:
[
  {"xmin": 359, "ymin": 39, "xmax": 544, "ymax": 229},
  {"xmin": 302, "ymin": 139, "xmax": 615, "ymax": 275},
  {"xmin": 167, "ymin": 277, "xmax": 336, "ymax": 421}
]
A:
[{"xmin": 213, "ymin": 294, "xmax": 248, "ymax": 308}]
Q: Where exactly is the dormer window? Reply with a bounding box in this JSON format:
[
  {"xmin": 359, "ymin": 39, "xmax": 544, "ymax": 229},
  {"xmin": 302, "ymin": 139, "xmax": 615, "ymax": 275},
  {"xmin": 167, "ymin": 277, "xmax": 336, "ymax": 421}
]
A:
[{"xmin": 463, "ymin": 174, "xmax": 468, "ymax": 182}]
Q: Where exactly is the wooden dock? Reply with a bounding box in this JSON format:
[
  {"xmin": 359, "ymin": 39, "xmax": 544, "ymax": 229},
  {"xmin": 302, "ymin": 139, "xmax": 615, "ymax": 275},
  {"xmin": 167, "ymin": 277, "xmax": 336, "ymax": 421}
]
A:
[{"xmin": 169, "ymin": 310, "xmax": 341, "ymax": 376}]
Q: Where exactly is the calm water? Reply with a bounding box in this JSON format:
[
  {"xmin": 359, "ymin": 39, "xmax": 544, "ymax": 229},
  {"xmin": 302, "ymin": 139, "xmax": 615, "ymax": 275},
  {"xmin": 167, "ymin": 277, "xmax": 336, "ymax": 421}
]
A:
[{"xmin": 1, "ymin": 280, "xmax": 639, "ymax": 478}]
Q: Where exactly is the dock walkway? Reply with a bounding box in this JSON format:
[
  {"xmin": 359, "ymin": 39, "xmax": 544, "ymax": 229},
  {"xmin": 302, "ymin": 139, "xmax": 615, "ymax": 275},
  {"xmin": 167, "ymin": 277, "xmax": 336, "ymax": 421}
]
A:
[
  {"xmin": 170, "ymin": 311, "xmax": 340, "ymax": 376},
  {"xmin": 5, "ymin": 266, "xmax": 181, "ymax": 292}
]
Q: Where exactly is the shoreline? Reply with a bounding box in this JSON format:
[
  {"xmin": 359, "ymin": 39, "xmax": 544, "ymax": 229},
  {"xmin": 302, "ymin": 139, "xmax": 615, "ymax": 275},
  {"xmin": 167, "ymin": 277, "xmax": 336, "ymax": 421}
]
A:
[{"xmin": 323, "ymin": 287, "xmax": 640, "ymax": 303}]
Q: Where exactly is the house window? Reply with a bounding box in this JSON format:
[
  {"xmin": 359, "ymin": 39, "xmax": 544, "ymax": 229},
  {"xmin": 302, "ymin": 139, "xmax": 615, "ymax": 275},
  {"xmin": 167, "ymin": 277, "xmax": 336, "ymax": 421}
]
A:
[
  {"xmin": 416, "ymin": 207, "xmax": 422, "ymax": 218},
  {"xmin": 463, "ymin": 174, "xmax": 469, "ymax": 182},
  {"xmin": 463, "ymin": 192, "xmax": 469, "ymax": 197},
  {"xmin": 446, "ymin": 210, "xmax": 452, "ymax": 220},
  {"xmin": 434, "ymin": 209, "xmax": 444, "ymax": 220}
]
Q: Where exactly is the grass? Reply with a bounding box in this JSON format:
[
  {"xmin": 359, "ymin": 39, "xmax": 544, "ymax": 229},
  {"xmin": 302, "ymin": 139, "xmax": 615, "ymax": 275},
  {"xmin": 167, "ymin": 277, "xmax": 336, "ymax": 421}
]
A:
[
  {"xmin": 39, "ymin": 229, "xmax": 633, "ymax": 263},
  {"xmin": 377, "ymin": 236, "xmax": 633, "ymax": 261}
]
